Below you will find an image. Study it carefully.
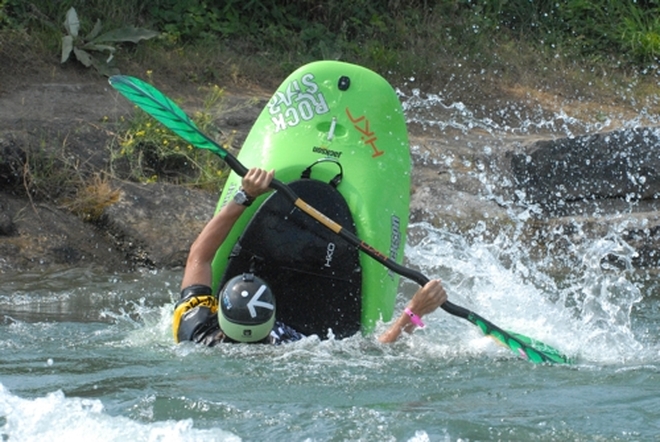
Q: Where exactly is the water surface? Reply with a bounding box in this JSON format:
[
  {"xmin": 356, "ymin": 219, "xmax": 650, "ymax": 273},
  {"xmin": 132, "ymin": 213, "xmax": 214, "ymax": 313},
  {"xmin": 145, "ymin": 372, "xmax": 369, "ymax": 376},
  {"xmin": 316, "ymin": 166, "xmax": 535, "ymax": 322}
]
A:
[{"xmin": 2, "ymin": 87, "xmax": 660, "ymax": 442}]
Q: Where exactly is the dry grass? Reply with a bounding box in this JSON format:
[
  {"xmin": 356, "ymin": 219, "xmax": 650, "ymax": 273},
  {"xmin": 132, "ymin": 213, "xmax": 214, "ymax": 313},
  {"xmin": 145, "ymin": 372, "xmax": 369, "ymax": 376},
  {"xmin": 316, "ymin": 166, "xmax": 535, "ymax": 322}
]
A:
[{"xmin": 60, "ymin": 173, "xmax": 122, "ymax": 222}]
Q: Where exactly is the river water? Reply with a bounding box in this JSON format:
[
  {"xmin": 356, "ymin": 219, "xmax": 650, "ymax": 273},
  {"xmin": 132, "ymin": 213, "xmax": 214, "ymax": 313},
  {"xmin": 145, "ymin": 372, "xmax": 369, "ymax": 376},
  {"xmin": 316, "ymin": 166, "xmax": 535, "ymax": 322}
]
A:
[{"xmin": 2, "ymin": 87, "xmax": 660, "ymax": 441}]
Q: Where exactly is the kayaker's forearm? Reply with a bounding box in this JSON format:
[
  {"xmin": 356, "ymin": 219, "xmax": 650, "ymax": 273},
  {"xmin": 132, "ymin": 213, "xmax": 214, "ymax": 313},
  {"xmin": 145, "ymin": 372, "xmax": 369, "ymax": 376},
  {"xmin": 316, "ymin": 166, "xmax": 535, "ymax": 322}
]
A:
[
  {"xmin": 180, "ymin": 201, "xmax": 246, "ymax": 289},
  {"xmin": 378, "ymin": 279, "xmax": 447, "ymax": 343},
  {"xmin": 378, "ymin": 313, "xmax": 415, "ymax": 343}
]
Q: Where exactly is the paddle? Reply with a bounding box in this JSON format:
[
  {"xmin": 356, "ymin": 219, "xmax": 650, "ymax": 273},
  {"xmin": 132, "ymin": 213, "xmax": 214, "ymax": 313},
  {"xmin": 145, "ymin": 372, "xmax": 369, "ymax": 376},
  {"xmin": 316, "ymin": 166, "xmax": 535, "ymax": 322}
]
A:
[{"xmin": 108, "ymin": 75, "xmax": 570, "ymax": 364}]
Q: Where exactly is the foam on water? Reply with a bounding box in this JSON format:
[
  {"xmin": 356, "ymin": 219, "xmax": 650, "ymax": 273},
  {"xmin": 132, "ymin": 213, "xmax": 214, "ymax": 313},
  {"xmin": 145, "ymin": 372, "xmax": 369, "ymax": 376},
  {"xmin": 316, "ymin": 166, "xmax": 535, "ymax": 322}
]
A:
[
  {"xmin": 2, "ymin": 223, "xmax": 650, "ymax": 371},
  {"xmin": 404, "ymin": 221, "xmax": 657, "ymax": 365},
  {"xmin": 0, "ymin": 384, "xmax": 240, "ymax": 442}
]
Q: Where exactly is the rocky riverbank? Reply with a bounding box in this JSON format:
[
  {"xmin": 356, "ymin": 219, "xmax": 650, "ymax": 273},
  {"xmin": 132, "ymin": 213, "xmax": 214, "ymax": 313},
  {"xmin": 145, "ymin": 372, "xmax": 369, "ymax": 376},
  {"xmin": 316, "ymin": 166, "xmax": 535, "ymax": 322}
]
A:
[{"xmin": 1, "ymin": 67, "xmax": 659, "ymax": 274}]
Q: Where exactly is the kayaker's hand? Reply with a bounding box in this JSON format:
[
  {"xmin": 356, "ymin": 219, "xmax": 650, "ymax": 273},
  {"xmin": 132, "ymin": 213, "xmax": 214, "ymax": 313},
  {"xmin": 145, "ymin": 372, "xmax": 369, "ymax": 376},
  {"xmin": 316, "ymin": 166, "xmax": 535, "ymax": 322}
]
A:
[
  {"xmin": 242, "ymin": 168, "xmax": 275, "ymax": 198},
  {"xmin": 407, "ymin": 279, "xmax": 447, "ymax": 317},
  {"xmin": 378, "ymin": 279, "xmax": 447, "ymax": 343}
]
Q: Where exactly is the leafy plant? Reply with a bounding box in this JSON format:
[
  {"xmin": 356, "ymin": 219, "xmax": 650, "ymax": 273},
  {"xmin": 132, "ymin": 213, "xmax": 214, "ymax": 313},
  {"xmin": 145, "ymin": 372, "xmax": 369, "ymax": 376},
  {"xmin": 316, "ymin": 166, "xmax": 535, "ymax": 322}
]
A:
[
  {"xmin": 111, "ymin": 75, "xmax": 232, "ymax": 190},
  {"xmin": 61, "ymin": 7, "xmax": 158, "ymax": 76},
  {"xmin": 0, "ymin": 0, "xmax": 25, "ymax": 29}
]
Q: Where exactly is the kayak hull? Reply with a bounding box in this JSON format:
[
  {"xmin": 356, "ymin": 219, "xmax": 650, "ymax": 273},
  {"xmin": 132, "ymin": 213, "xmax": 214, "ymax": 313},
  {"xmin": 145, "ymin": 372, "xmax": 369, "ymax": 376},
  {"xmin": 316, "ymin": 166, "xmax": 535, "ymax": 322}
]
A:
[{"xmin": 212, "ymin": 61, "xmax": 411, "ymax": 334}]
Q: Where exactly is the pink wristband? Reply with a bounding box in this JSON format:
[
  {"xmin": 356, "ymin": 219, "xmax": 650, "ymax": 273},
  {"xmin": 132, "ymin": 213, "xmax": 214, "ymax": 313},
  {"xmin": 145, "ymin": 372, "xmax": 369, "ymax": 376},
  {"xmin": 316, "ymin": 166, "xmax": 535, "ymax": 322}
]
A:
[{"xmin": 404, "ymin": 307, "xmax": 425, "ymax": 328}]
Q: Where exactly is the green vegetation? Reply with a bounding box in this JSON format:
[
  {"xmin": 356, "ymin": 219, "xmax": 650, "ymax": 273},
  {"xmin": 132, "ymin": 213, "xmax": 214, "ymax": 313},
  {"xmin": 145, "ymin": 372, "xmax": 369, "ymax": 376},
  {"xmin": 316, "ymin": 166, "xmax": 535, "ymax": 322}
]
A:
[
  {"xmin": 110, "ymin": 76, "xmax": 231, "ymax": 191},
  {"xmin": 3, "ymin": 1, "xmax": 660, "ymax": 80},
  {"xmin": 60, "ymin": 7, "xmax": 158, "ymax": 76},
  {"xmin": 2, "ymin": 0, "xmax": 657, "ymax": 107},
  {"xmin": 1, "ymin": 0, "xmax": 659, "ymax": 221}
]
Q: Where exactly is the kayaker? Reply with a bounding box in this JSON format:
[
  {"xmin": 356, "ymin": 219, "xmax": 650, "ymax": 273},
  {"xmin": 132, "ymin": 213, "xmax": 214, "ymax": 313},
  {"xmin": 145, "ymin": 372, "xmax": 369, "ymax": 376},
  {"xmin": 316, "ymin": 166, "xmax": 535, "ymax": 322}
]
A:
[{"xmin": 172, "ymin": 167, "xmax": 447, "ymax": 346}]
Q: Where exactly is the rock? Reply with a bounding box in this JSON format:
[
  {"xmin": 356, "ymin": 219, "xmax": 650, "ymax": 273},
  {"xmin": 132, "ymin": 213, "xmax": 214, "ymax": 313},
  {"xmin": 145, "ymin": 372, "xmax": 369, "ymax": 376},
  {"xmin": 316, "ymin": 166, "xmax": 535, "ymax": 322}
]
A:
[
  {"xmin": 0, "ymin": 76, "xmax": 244, "ymax": 272},
  {"xmin": 0, "ymin": 208, "xmax": 16, "ymax": 236},
  {"xmin": 508, "ymin": 128, "xmax": 660, "ymax": 270},
  {"xmin": 0, "ymin": 193, "xmax": 129, "ymax": 271},
  {"xmin": 509, "ymin": 128, "xmax": 660, "ymax": 215},
  {"xmin": 103, "ymin": 180, "xmax": 217, "ymax": 268}
]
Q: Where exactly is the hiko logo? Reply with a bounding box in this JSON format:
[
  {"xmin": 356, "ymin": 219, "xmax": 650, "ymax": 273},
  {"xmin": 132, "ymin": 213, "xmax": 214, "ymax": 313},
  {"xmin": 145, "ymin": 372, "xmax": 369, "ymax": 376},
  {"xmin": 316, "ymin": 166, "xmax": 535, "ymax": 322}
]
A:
[
  {"xmin": 268, "ymin": 73, "xmax": 329, "ymax": 133},
  {"xmin": 346, "ymin": 108, "xmax": 385, "ymax": 158},
  {"xmin": 324, "ymin": 242, "xmax": 336, "ymax": 268}
]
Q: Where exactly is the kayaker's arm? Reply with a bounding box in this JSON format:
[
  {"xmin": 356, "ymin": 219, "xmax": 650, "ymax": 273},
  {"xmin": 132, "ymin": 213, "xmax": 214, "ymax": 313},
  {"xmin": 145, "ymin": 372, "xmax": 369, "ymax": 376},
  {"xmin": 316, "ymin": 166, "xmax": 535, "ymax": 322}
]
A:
[
  {"xmin": 378, "ymin": 279, "xmax": 447, "ymax": 343},
  {"xmin": 180, "ymin": 168, "xmax": 274, "ymax": 289}
]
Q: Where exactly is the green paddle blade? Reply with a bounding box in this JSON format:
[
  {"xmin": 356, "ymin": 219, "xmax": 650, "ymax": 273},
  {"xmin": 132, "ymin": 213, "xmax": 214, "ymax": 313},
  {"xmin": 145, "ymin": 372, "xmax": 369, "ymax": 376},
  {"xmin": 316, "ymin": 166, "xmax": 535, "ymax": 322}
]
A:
[
  {"xmin": 506, "ymin": 331, "xmax": 571, "ymax": 364},
  {"xmin": 108, "ymin": 75, "xmax": 226, "ymax": 159},
  {"xmin": 471, "ymin": 313, "xmax": 571, "ymax": 364}
]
